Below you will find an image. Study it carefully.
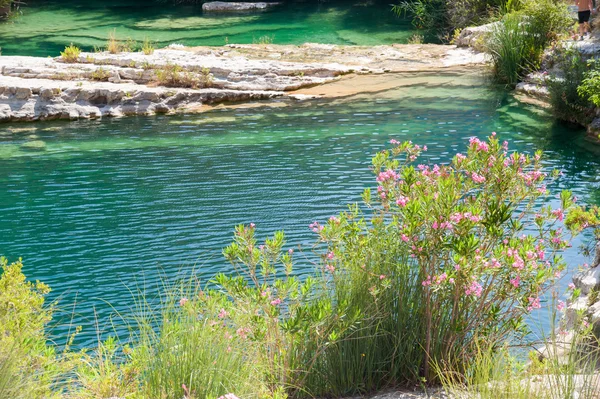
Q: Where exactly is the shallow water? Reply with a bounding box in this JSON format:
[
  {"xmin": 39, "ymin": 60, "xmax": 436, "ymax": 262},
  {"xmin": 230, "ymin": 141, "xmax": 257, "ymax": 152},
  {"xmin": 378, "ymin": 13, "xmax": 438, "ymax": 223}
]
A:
[
  {"xmin": 0, "ymin": 0, "xmax": 418, "ymax": 56},
  {"xmin": 0, "ymin": 71, "xmax": 599, "ymax": 345}
]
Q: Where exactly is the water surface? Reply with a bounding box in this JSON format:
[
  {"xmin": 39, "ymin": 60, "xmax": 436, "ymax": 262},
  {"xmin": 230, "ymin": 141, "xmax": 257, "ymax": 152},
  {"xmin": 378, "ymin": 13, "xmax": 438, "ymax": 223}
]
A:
[
  {"xmin": 0, "ymin": 71, "xmax": 598, "ymax": 345},
  {"xmin": 0, "ymin": 0, "xmax": 418, "ymax": 56}
]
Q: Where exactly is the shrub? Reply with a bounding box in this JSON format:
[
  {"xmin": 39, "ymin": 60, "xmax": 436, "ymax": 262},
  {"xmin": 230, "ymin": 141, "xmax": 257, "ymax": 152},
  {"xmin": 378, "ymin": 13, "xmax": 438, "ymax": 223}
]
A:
[
  {"xmin": 141, "ymin": 37, "xmax": 155, "ymax": 55},
  {"xmin": 60, "ymin": 44, "xmax": 81, "ymax": 63},
  {"xmin": 90, "ymin": 67, "xmax": 110, "ymax": 81},
  {"xmin": 199, "ymin": 134, "xmax": 581, "ymax": 395},
  {"xmin": 253, "ymin": 35, "xmax": 274, "ymax": 45},
  {"xmin": 0, "ymin": 257, "xmax": 62, "ymax": 399},
  {"xmin": 154, "ymin": 64, "xmax": 213, "ymax": 88},
  {"xmin": 578, "ymin": 60, "xmax": 600, "ymax": 108},
  {"xmin": 548, "ymin": 47, "xmax": 594, "ymax": 123},
  {"xmin": 105, "ymin": 30, "xmax": 136, "ymax": 54},
  {"xmin": 488, "ymin": 0, "xmax": 571, "ymax": 85}
]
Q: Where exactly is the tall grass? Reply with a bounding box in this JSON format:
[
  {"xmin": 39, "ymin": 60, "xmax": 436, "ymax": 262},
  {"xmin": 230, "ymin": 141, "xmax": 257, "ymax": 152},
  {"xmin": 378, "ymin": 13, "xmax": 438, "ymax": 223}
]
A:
[{"xmin": 487, "ymin": 0, "xmax": 571, "ymax": 86}]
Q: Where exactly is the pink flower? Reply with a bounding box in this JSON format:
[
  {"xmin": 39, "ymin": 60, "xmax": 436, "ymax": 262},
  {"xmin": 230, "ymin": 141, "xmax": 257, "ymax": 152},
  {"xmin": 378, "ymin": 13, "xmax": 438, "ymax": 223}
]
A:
[
  {"xmin": 325, "ymin": 264, "xmax": 335, "ymax": 273},
  {"xmin": 401, "ymin": 234, "xmax": 410, "ymax": 242},
  {"xmin": 465, "ymin": 280, "xmax": 483, "ymax": 297},
  {"xmin": 218, "ymin": 394, "xmax": 241, "ymax": 399},
  {"xmin": 379, "ymin": 275, "xmax": 386, "ymax": 280},
  {"xmin": 527, "ymin": 297, "xmax": 541, "ymax": 311},
  {"xmin": 236, "ymin": 327, "xmax": 251, "ymax": 339},
  {"xmin": 568, "ymin": 283, "xmax": 576, "ymax": 290},
  {"xmin": 552, "ymin": 209, "xmax": 564, "ymax": 222},
  {"xmin": 557, "ymin": 300, "xmax": 566, "ymax": 311},
  {"xmin": 288, "ymin": 248, "xmax": 294, "ymax": 255},
  {"xmin": 390, "ymin": 139, "xmax": 400, "ymax": 145},
  {"xmin": 261, "ymin": 291, "xmax": 269, "ymax": 298},
  {"xmin": 455, "ymin": 153, "xmax": 467, "ymax": 164},
  {"xmin": 218, "ymin": 308, "xmax": 228, "ymax": 319},
  {"xmin": 326, "ymin": 252, "xmax": 335, "ymax": 260},
  {"xmin": 471, "ymin": 172, "xmax": 486, "ymax": 183},
  {"xmin": 509, "ymin": 275, "xmax": 520, "ymax": 288},
  {"xmin": 422, "ymin": 276, "xmax": 432, "ymax": 287},
  {"xmin": 250, "ymin": 223, "xmax": 255, "ymax": 228},
  {"xmin": 309, "ymin": 221, "xmax": 324, "ymax": 233},
  {"xmin": 270, "ymin": 298, "xmax": 282, "ymax": 306},
  {"xmin": 396, "ymin": 196, "xmax": 409, "ymax": 207},
  {"xmin": 179, "ymin": 297, "xmax": 189, "ymax": 307}
]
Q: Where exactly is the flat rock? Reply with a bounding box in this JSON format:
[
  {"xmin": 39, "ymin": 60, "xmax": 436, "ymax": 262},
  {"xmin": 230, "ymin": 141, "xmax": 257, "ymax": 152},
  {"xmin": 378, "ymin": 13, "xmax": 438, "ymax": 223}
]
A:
[{"xmin": 202, "ymin": 1, "xmax": 282, "ymax": 12}]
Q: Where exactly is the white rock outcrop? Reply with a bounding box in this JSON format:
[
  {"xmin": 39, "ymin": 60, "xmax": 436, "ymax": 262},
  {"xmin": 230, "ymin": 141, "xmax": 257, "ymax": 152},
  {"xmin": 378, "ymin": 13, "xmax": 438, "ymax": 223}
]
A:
[{"xmin": 202, "ymin": 2, "xmax": 282, "ymax": 12}]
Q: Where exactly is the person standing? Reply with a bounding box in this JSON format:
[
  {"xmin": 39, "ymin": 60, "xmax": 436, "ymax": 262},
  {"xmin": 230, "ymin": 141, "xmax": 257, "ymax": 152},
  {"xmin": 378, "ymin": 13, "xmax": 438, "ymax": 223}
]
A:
[{"xmin": 577, "ymin": 0, "xmax": 595, "ymax": 40}]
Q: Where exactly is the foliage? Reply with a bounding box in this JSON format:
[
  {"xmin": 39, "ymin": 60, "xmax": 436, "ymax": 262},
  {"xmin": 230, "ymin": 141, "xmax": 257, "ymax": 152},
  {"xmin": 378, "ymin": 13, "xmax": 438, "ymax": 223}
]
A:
[
  {"xmin": 407, "ymin": 33, "xmax": 425, "ymax": 44},
  {"xmin": 154, "ymin": 63, "xmax": 213, "ymax": 88},
  {"xmin": 253, "ymin": 35, "xmax": 274, "ymax": 45},
  {"xmin": 128, "ymin": 284, "xmax": 265, "ymax": 399},
  {"xmin": 578, "ymin": 60, "xmax": 600, "ymax": 108},
  {"xmin": 69, "ymin": 337, "xmax": 141, "ymax": 399},
  {"xmin": 0, "ymin": 257, "xmax": 64, "ymax": 399},
  {"xmin": 393, "ymin": 0, "xmax": 502, "ymax": 37},
  {"xmin": 439, "ymin": 333, "xmax": 600, "ymax": 399},
  {"xmin": 487, "ymin": 0, "xmax": 571, "ymax": 85},
  {"xmin": 90, "ymin": 67, "xmax": 110, "ymax": 81},
  {"xmin": 60, "ymin": 44, "xmax": 81, "ymax": 63},
  {"xmin": 105, "ymin": 29, "xmax": 136, "ymax": 54},
  {"xmin": 548, "ymin": 47, "xmax": 595, "ymax": 124},
  {"xmin": 141, "ymin": 37, "xmax": 155, "ymax": 55}
]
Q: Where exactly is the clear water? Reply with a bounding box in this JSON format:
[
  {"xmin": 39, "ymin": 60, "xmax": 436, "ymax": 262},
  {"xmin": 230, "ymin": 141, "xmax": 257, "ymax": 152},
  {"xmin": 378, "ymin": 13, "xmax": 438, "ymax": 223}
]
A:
[
  {"xmin": 0, "ymin": 71, "xmax": 598, "ymax": 345},
  {"xmin": 0, "ymin": 0, "xmax": 419, "ymax": 56}
]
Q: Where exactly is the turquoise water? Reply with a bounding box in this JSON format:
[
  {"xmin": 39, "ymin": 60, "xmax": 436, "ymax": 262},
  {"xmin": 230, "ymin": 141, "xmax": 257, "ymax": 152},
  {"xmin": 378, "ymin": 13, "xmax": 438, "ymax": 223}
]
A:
[
  {"xmin": 0, "ymin": 0, "xmax": 418, "ymax": 56},
  {"xmin": 0, "ymin": 71, "xmax": 599, "ymax": 345}
]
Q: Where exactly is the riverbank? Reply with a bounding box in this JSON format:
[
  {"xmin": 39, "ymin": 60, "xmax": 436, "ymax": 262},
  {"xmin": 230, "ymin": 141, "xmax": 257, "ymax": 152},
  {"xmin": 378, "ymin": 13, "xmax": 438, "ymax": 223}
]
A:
[{"xmin": 0, "ymin": 43, "xmax": 487, "ymax": 122}]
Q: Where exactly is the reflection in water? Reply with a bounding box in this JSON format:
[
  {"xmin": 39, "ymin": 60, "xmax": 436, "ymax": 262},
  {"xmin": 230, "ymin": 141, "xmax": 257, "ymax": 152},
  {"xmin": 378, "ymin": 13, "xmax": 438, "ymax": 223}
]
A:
[{"xmin": 0, "ymin": 72, "xmax": 598, "ymax": 345}]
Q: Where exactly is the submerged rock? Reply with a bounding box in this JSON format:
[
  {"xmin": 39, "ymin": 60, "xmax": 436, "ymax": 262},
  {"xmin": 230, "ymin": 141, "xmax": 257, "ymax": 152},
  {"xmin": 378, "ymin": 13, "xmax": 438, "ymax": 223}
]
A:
[
  {"xmin": 20, "ymin": 140, "xmax": 46, "ymax": 151},
  {"xmin": 202, "ymin": 1, "xmax": 282, "ymax": 12}
]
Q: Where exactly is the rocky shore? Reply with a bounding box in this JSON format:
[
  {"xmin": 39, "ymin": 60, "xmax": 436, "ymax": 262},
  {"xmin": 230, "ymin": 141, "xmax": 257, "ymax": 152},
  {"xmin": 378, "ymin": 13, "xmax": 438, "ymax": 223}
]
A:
[{"xmin": 0, "ymin": 43, "xmax": 487, "ymax": 123}]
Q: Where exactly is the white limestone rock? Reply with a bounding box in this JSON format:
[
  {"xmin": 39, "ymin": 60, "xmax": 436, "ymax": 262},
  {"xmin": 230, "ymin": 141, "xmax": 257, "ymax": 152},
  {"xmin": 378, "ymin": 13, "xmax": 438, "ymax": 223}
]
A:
[{"xmin": 202, "ymin": 1, "xmax": 282, "ymax": 12}]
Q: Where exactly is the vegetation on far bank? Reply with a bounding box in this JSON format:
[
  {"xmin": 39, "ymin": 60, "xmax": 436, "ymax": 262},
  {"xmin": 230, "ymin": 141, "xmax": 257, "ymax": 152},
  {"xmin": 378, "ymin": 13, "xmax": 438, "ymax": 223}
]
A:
[{"xmin": 2, "ymin": 135, "xmax": 600, "ymax": 399}]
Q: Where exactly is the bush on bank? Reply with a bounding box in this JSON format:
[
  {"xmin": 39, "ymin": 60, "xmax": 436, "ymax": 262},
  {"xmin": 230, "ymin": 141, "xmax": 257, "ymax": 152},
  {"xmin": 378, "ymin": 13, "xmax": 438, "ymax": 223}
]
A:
[{"xmin": 2, "ymin": 135, "xmax": 599, "ymax": 399}]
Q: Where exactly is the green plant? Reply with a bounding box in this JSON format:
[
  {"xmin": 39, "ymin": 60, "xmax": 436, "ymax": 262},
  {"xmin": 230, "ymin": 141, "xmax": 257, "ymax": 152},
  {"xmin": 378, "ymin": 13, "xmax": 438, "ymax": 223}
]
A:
[
  {"xmin": 141, "ymin": 37, "xmax": 155, "ymax": 55},
  {"xmin": 154, "ymin": 64, "xmax": 213, "ymax": 88},
  {"xmin": 105, "ymin": 29, "xmax": 136, "ymax": 54},
  {"xmin": 407, "ymin": 33, "xmax": 425, "ymax": 44},
  {"xmin": 578, "ymin": 59, "xmax": 600, "ymax": 108},
  {"xmin": 129, "ymin": 282, "xmax": 266, "ymax": 399},
  {"xmin": 548, "ymin": 47, "xmax": 594, "ymax": 123},
  {"xmin": 487, "ymin": 0, "xmax": 571, "ymax": 85},
  {"xmin": 60, "ymin": 44, "xmax": 81, "ymax": 63},
  {"xmin": 90, "ymin": 67, "xmax": 110, "ymax": 81},
  {"xmin": 0, "ymin": 257, "xmax": 66, "ymax": 399},
  {"xmin": 69, "ymin": 337, "xmax": 141, "ymax": 399},
  {"xmin": 253, "ymin": 35, "xmax": 274, "ymax": 45}
]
